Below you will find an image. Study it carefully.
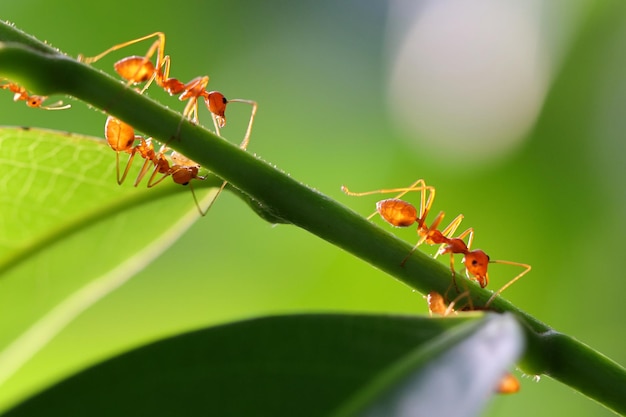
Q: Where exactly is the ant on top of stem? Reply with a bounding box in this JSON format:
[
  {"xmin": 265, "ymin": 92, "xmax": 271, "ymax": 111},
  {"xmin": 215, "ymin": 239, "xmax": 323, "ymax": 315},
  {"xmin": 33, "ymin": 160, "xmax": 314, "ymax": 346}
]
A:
[
  {"xmin": 342, "ymin": 178, "xmax": 531, "ymax": 307},
  {"xmin": 0, "ymin": 80, "xmax": 71, "ymax": 110},
  {"xmin": 85, "ymin": 32, "xmax": 258, "ymax": 217},
  {"xmin": 79, "ymin": 32, "xmax": 257, "ymax": 149}
]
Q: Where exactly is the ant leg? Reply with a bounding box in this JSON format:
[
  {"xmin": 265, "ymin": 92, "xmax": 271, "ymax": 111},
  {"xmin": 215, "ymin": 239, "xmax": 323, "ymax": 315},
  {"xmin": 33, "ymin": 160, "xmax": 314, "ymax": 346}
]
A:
[
  {"xmin": 448, "ymin": 252, "xmax": 460, "ymax": 293},
  {"xmin": 485, "ymin": 262, "xmax": 531, "ymax": 307},
  {"xmin": 195, "ymin": 99, "xmax": 256, "ymax": 215},
  {"xmin": 80, "ymin": 33, "xmax": 167, "ymax": 92},
  {"xmin": 146, "ymin": 166, "xmax": 171, "ymax": 188},
  {"xmin": 341, "ymin": 180, "xmax": 435, "ymax": 220},
  {"xmin": 135, "ymin": 143, "xmax": 170, "ymax": 187},
  {"xmin": 341, "ymin": 179, "xmax": 431, "ymax": 200},
  {"xmin": 401, "ymin": 209, "xmax": 446, "ymax": 265},
  {"xmin": 134, "ymin": 156, "xmax": 155, "ymax": 187},
  {"xmin": 188, "ymin": 179, "xmax": 227, "ymax": 217},
  {"xmin": 211, "ymin": 113, "xmax": 222, "ymax": 137},
  {"xmin": 182, "ymin": 97, "xmax": 200, "ymax": 124},
  {"xmin": 116, "ymin": 148, "xmax": 140, "ymax": 185},
  {"xmin": 38, "ymin": 100, "xmax": 71, "ymax": 110},
  {"xmin": 456, "ymin": 227, "xmax": 475, "ymax": 251},
  {"xmin": 80, "ymin": 32, "xmax": 165, "ymax": 65},
  {"xmin": 445, "ymin": 290, "xmax": 471, "ymax": 315},
  {"xmin": 226, "ymin": 99, "xmax": 258, "ymax": 150},
  {"xmin": 432, "ymin": 215, "xmax": 466, "ymax": 259}
]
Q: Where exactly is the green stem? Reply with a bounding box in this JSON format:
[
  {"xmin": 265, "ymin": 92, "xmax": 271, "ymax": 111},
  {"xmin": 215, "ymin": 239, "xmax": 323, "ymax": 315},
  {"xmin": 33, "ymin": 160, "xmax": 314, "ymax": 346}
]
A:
[{"xmin": 0, "ymin": 22, "xmax": 625, "ymax": 415}]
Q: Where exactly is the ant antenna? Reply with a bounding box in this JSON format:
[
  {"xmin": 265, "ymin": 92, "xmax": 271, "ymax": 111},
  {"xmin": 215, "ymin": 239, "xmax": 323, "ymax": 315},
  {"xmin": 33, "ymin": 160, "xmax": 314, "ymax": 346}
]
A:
[{"xmin": 485, "ymin": 261, "xmax": 531, "ymax": 307}]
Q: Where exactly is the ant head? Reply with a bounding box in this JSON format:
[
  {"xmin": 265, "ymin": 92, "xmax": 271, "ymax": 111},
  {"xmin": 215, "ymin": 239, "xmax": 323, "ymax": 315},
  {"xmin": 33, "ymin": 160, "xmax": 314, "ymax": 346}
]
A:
[
  {"xmin": 171, "ymin": 165, "xmax": 198, "ymax": 185},
  {"xmin": 463, "ymin": 249, "xmax": 490, "ymax": 288},
  {"xmin": 205, "ymin": 91, "xmax": 228, "ymax": 128},
  {"xmin": 376, "ymin": 199, "xmax": 417, "ymax": 227}
]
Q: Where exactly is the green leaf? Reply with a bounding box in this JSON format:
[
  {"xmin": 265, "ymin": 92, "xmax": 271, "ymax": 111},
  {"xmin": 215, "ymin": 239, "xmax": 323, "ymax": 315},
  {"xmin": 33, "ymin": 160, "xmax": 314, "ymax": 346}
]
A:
[
  {"xmin": 334, "ymin": 313, "xmax": 524, "ymax": 417},
  {"xmin": 0, "ymin": 127, "xmax": 223, "ymax": 390},
  {"xmin": 0, "ymin": 313, "xmax": 516, "ymax": 417},
  {"xmin": 1, "ymin": 18, "xmax": 626, "ymax": 417}
]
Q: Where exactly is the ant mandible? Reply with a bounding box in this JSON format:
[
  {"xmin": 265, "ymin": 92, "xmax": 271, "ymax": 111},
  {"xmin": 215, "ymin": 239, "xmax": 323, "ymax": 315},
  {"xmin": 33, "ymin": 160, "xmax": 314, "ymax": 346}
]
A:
[
  {"xmin": 79, "ymin": 32, "xmax": 257, "ymax": 149},
  {"xmin": 342, "ymin": 179, "xmax": 531, "ymax": 306},
  {"xmin": 0, "ymin": 80, "xmax": 71, "ymax": 110}
]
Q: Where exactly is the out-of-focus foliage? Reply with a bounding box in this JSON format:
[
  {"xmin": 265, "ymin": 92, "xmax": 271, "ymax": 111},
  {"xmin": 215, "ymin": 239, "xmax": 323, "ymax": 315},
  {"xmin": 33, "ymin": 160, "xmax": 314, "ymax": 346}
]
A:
[{"xmin": 0, "ymin": 1, "xmax": 624, "ymax": 416}]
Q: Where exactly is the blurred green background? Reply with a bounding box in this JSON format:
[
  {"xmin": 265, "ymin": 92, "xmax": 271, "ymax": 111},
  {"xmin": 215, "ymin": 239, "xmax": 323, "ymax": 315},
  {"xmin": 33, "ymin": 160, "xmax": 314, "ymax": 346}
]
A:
[{"xmin": 1, "ymin": 0, "xmax": 625, "ymax": 415}]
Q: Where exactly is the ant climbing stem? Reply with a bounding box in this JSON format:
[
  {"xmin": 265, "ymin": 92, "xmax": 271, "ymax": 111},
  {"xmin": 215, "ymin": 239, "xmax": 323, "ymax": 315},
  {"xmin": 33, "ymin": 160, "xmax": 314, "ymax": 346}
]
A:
[
  {"xmin": 0, "ymin": 81, "xmax": 71, "ymax": 110},
  {"xmin": 341, "ymin": 179, "xmax": 471, "ymax": 289},
  {"xmin": 82, "ymin": 32, "xmax": 258, "ymax": 213},
  {"xmin": 341, "ymin": 178, "xmax": 435, "ymax": 223},
  {"xmin": 484, "ymin": 260, "xmax": 531, "ymax": 308},
  {"xmin": 342, "ymin": 179, "xmax": 531, "ymax": 305},
  {"xmin": 79, "ymin": 32, "xmax": 258, "ymax": 147}
]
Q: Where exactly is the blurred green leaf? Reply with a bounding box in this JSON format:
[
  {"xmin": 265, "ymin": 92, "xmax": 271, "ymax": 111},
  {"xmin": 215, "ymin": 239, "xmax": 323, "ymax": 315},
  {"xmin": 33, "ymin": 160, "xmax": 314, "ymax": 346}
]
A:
[
  {"xmin": 0, "ymin": 313, "xmax": 519, "ymax": 417},
  {"xmin": 333, "ymin": 313, "xmax": 524, "ymax": 417},
  {"xmin": 0, "ymin": 127, "xmax": 223, "ymax": 393},
  {"xmin": 1, "ymin": 7, "xmax": 625, "ymax": 412}
]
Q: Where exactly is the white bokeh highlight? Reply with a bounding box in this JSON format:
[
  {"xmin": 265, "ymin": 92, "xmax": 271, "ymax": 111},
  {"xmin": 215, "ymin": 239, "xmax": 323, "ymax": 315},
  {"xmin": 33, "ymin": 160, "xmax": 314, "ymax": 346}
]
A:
[{"xmin": 387, "ymin": 0, "xmax": 550, "ymax": 164}]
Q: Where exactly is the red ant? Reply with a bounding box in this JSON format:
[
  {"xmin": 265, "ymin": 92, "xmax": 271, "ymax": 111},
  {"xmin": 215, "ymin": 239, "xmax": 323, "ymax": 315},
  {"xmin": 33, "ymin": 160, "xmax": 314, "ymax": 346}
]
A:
[
  {"xmin": 342, "ymin": 179, "xmax": 531, "ymax": 307},
  {"xmin": 105, "ymin": 116, "xmax": 218, "ymax": 216},
  {"xmin": 0, "ymin": 80, "xmax": 71, "ymax": 110},
  {"xmin": 79, "ymin": 32, "xmax": 257, "ymax": 149},
  {"xmin": 426, "ymin": 290, "xmax": 520, "ymax": 394},
  {"xmin": 426, "ymin": 290, "xmax": 472, "ymax": 317},
  {"xmin": 104, "ymin": 115, "xmax": 147, "ymax": 184}
]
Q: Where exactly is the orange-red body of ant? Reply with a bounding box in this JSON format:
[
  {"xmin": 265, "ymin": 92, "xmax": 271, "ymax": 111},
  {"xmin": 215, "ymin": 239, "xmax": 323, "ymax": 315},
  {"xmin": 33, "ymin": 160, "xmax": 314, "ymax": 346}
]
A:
[
  {"xmin": 342, "ymin": 179, "xmax": 531, "ymax": 306},
  {"xmin": 0, "ymin": 80, "xmax": 70, "ymax": 110},
  {"xmin": 85, "ymin": 32, "xmax": 257, "ymax": 216},
  {"xmin": 426, "ymin": 290, "xmax": 521, "ymax": 394},
  {"xmin": 79, "ymin": 32, "xmax": 257, "ymax": 149},
  {"xmin": 105, "ymin": 116, "xmax": 217, "ymax": 216}
]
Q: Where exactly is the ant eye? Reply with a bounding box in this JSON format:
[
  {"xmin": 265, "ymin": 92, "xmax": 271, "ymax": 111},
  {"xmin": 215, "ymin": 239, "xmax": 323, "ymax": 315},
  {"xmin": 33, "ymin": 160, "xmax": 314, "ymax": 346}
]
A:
[{"xmin": 472, "ymin": 259, "xmax": 478, "ymax": 265}]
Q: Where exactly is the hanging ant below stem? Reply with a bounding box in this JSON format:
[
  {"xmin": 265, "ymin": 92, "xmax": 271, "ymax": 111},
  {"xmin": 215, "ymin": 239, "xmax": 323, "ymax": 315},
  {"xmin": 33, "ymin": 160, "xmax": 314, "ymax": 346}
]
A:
[
  {"xmin": 0, "ymin": 80, "xmax": 71, "ymax": 110},
  {"xmin": 426, "ymin": 290, "xmax": 521, "ymax": 394},
  {"xmin": 104, "ymin": 116, "xmax": 221, "ymax": 217},
  {"xmin": 81, "ymin": 32, "xmax": 258, "ymax": 215}
]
